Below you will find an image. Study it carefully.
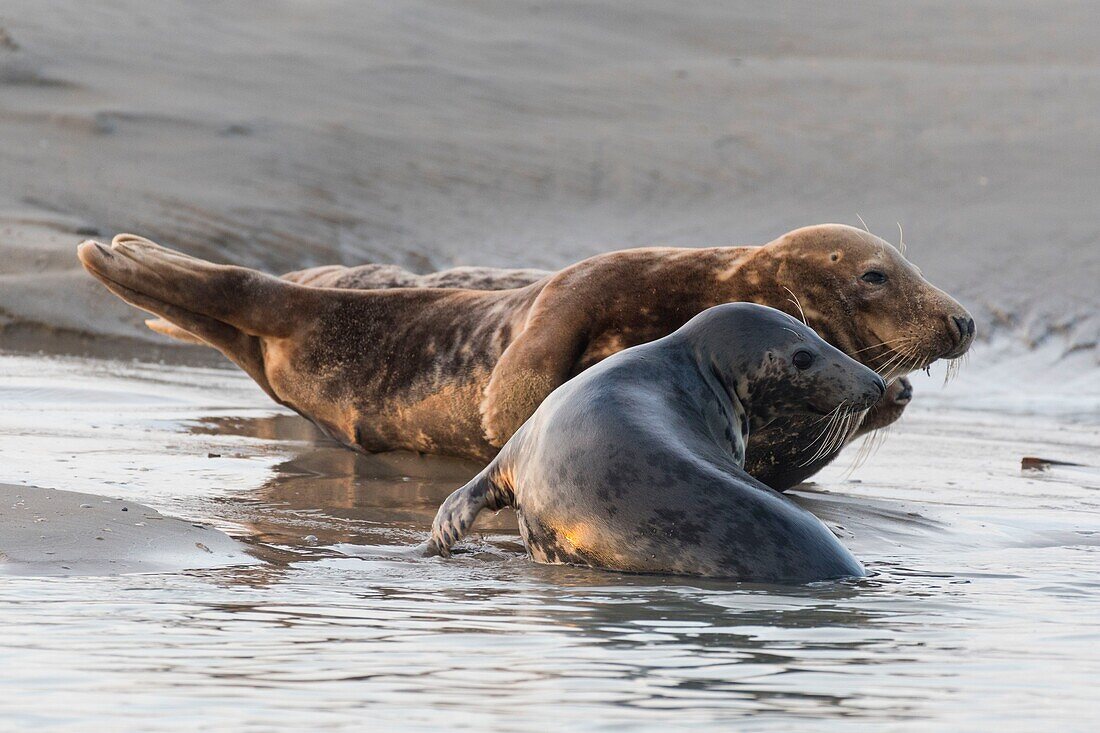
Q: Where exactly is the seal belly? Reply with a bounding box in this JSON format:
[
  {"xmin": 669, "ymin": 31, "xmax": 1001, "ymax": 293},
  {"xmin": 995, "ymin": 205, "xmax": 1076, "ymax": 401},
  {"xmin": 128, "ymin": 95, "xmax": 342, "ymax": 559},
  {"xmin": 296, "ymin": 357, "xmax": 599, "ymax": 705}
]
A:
[{"xmin": 517, "ymin": 464, "xmax": 865, "ymax": 581}]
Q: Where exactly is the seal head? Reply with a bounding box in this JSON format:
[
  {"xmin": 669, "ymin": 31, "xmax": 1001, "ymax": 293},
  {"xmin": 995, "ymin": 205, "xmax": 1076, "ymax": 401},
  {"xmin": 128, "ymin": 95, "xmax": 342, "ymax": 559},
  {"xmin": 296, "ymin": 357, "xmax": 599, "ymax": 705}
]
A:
[{"xmin": 753, "ymin": 224, "xmax": 975, "ymax": 380}]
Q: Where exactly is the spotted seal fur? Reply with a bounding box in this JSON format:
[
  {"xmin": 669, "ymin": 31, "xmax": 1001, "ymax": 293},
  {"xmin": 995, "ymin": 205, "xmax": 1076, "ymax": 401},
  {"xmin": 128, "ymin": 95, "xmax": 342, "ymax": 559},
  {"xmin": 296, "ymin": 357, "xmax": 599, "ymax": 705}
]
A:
[{"xmin": 427, "ymin": 303, "xmax": 885, "ymax": 581}]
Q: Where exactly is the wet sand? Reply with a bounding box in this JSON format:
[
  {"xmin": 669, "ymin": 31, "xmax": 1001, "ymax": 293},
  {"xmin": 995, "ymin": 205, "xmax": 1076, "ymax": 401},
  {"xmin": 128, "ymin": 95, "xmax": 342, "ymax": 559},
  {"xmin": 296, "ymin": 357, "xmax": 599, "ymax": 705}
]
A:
[
  {"xmin": 0, "ymin": 483, "xmax": 251, "ymax": 576},
  {"xmin": 0, "ymin": 349, "xmax": 1097, "ymax": 729}
]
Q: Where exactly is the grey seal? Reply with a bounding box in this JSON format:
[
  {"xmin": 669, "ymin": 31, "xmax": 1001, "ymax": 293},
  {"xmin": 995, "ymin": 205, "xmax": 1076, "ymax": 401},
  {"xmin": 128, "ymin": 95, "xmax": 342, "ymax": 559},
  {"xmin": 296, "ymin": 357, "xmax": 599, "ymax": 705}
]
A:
[{"xmin": 427, "ymin": 303, "xmax": 886, "ymax": 582}]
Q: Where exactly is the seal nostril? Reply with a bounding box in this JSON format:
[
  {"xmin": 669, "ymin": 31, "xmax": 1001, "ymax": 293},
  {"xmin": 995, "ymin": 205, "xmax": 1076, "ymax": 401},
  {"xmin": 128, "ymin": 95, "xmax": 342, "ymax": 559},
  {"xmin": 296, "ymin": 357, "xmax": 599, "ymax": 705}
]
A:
[{"xmin": 952, "ymin": 315, "xmax": 974, "ymax": 342}]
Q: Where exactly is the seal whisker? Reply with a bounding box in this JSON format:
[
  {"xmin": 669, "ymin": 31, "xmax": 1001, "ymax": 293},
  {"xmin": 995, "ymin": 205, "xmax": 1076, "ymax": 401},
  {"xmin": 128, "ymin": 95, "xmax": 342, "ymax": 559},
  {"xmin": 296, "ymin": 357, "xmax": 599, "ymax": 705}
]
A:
[
  {"xmin": 872, "ymin": 342, "xmax": 913, "ymax": 372},
  {"xmin": 844, "ymin": 431, "xmax": 875, "ymax": 478},
  {"xmin": 944, "ymin": 353, "xmax": 968, "ymax": 385},
  {"xmin": 811, "ymin": 416, "xmax": 837, "ymax": 462},
  {"xmin": 831, "ymin": 408, "xmax": 858, "ymax": 460},
  {"xmin": 830, "ymin": 407, "xmax": 860, "ymax": 458},
  {"xmin": 884, "ymin": 344, "xmax": 913, "ymax": 375},
  {"xmin": 802, "ymin": 427, "xmax": 832, "ymax": 466},
  {"xmin": 883, "ymin": 340, "xmax": 927, "ymax": 379},
  {"xmin": 781, "ymin": 286, "xmax": 808, "ymax": 325},
  {"xmin": 873, "ymin": 348, "xmax": 909, "ymax": 379},
  {"xmin": 817, "ymin": 417, "xmax": 843, "ymax": 464},
  {"xmin": 801, "ymin": 403, "xmax": 845, "ymax": 465},
  {"xmin": 805, "ymin": 412, "xmax": 840, "ymax": 454},
  {"xmin": 906, "ymin": 345, "xmax": 934, "ymax": 378},
  {"xmin": 849, "ymin": 335, "xmax": 916, "ymax": 355},
  {"xmin": 892, "ymin": 345, "xmax": 923, "ymax": 380},
  {"xmin": 804, "ymin": 400, "xmax": 851, "ymax": 466},
  {"xmin": 844, "ymin": 424, "xmax": 892, "ymax": 477},
  {"xmin": 896, "ymin": 222, "xmax": 906, "ymax": 257},
  {"xmin": 806, "ymin": 401, "xmax": 846, "ymax": 430}
]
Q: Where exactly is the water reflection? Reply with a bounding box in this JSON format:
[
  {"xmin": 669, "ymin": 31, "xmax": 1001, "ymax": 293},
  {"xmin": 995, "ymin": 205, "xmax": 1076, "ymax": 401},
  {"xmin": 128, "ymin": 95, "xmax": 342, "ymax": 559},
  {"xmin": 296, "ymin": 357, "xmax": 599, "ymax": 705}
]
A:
[
  {"xmin": 2, "ymin": 357, "xmax": 1099, "ymax": 730},
  {"xmin": 189, "ymin": 414, "xmax": 505, "ymax": 552}
]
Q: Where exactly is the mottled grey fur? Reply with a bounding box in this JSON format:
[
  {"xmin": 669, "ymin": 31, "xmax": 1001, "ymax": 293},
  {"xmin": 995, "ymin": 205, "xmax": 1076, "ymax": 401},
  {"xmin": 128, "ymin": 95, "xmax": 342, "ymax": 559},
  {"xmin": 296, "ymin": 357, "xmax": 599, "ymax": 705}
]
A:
[{"xmin": 428, "ymin": 303, "xmax": 885, "ymax": 582}]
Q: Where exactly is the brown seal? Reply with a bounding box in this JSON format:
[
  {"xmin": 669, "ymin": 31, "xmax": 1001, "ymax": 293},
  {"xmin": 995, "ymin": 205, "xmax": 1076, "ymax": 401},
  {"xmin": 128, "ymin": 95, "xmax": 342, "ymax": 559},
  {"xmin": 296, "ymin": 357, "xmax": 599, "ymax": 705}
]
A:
[{"xmin": 77, "ymin": 224, "xmax": 975, "ymax": 489}]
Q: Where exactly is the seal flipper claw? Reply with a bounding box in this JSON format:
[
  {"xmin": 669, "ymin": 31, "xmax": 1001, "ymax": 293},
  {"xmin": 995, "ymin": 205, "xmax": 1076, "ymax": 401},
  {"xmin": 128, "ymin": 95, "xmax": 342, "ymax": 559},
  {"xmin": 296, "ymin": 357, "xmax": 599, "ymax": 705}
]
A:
[
  {"xmin": 429, "ymin": 470, "xmax": 513, "ymax": 557},
  {"xmin": 429, "ymin": 479, "xmax": 489, "ymax": 557},
  {"xmin": 145, "ymin": 318, "xmax": 207, "ymax": 345}
]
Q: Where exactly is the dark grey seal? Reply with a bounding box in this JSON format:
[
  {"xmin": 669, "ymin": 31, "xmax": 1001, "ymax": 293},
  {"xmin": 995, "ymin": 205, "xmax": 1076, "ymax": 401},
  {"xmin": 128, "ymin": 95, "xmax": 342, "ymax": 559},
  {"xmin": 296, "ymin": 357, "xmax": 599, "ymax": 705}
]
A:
[{"xmin": 427, "ymin": 303, "xmax": 886, "ymax": 582}]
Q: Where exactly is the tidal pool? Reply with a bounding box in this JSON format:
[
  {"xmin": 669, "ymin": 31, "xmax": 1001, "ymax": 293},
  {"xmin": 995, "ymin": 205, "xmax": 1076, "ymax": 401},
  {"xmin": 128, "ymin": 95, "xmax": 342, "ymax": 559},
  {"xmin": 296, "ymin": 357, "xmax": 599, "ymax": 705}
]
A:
[{"xmin": 0, "ymin": 351, "xmax": 1096, "ymax": 731}]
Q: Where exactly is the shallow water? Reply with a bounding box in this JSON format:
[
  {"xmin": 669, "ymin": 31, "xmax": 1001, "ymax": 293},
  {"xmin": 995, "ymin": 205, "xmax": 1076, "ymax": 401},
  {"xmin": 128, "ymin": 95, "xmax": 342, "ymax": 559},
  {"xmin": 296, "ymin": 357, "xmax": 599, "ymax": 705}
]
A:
[{"xmin": 0, "ymin": 352, "xmax": 1098, "ymax": 731}]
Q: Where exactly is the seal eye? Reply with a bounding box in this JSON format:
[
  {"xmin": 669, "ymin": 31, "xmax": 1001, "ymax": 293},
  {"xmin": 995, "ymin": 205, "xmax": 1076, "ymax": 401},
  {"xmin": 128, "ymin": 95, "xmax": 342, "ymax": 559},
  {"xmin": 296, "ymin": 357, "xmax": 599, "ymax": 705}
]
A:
[
  {"xmin": 792, "ymin": 350, "xmax": 814, "ymax": 370},
  {"xmin": 860, "ymin": 270, "xmax": 888, "ymax": 285}
]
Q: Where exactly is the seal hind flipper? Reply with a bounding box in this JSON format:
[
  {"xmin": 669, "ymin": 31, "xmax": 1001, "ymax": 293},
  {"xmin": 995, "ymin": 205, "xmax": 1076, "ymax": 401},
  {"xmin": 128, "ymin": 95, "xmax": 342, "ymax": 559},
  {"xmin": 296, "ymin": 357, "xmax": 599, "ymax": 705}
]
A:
[
  {"xmin": 427, "ymin": 469, "xmax": 514, "ymax": 557},
  {"xmin": 77, "ymin": 235, "xmax": 313, "ymax": 401},
  {"xmin": 79, "ymin": 235, "xmax": 304, "ymax": 339},
  {"xmin": 144, "ymin": 317, "xmax": 207, "ymax": 345}
]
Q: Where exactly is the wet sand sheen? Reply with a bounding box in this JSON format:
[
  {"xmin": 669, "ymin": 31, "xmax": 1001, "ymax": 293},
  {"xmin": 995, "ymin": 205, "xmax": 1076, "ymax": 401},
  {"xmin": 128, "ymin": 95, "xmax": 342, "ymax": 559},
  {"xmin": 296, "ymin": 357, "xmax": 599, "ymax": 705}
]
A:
[
  {"xmin": 0, "ymin": 350, "xmax": 1097, "ymax": 729},
  {"xmin": 0, "ymin": 483, "xmax": 253, "ymax": 576}
]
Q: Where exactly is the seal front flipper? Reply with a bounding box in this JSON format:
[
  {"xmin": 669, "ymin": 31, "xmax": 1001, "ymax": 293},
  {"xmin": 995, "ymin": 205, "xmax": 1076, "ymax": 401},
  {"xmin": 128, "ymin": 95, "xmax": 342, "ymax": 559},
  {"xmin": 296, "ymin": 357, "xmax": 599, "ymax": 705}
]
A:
[
  {"xmin": 427, "ymin": 468, "xmax": 514, "ymax": 557},
  {"xmin": 480, "ymin": 281, "xmax": 591, "ymax": 446}
]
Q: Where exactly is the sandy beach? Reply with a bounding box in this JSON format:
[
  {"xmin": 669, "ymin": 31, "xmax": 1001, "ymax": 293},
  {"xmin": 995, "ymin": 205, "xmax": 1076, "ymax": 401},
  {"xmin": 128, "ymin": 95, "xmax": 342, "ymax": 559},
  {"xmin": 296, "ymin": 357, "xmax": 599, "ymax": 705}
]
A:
[
  {"xmin": 1, "ymin": 1, "xmax": 1097, "ymax": 350},
  {"xmin": 0, "ymin": 2, "xmax": 1098, "ymax": 730}
]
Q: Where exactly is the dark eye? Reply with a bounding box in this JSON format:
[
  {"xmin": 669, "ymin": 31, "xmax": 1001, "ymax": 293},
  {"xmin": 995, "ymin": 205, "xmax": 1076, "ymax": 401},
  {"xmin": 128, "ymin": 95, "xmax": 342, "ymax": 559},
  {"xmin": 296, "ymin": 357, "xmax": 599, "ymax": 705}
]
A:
[
  {"xmin": 860, "ymin": 270, "xmax": 888, "ymax": 285},
  {"xmin": 792, "ymin": 350, "xmax": 814, "ymax": 370}
]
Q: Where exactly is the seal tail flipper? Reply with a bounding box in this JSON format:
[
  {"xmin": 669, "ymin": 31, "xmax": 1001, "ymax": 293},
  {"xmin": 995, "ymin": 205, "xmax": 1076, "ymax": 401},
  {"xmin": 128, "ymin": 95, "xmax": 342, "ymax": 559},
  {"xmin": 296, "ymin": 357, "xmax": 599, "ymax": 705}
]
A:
[
  {"xmin": 144, "ymin": 317, "xmax": 207, "ymax": 345},
  {"xmin": 78, "ymin": 234, "xmax": 302, "ymax": 339},
  {"xmin": 77, "ymin": 234, "xmax": 312, "ymax": 400},
  {"xmin": 426, "ymin": 469, "xmax": 514, "ymax": 557}
]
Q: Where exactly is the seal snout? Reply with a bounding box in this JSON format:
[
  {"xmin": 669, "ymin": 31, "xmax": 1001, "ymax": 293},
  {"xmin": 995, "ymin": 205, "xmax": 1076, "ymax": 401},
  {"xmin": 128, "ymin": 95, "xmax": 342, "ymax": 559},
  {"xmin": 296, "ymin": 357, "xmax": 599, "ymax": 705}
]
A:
[
  {"xmin": 856, "ymin": 372, "xmax": 887, "ymax": 409},
  {"xmin": 894, "ymin": 376, "xmax": 913, "ymax": 405},
  {"xmin": 943, "ymin": 313, "xmax": 976, "ymax": 359}
]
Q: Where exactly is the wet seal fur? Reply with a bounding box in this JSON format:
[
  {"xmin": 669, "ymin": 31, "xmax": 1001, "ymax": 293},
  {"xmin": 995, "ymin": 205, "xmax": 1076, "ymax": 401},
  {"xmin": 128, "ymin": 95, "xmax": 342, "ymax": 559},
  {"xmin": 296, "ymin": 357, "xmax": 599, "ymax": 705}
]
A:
[
  {"xmin": 427, "ymin": 303, "xmax": 886, "ymax": 581},
  {"xmin": 77, "ymin": 224, "xmax": 974, "ymax": 490}
]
